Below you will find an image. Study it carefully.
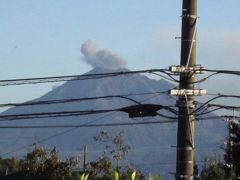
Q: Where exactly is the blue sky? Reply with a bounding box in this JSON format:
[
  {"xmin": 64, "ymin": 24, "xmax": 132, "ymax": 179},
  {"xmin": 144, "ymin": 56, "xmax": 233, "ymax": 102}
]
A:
[{"xmin": 0, "ymin": 0, "xmax": 240, "ymax": 107}]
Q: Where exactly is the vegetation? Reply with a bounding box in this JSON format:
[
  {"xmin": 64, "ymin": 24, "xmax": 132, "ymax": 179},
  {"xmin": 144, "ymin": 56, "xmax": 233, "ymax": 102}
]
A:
[
  {"xmin": 22, "ymin": 146, "xmax": 75, "ymax": 180},
  {"xmin": 199, "ymin": 149, "xmax": 239, "ymax": 180},
  {"xmin": 0, "ymin": 146, "xmax": 75, "ymax": 180},
  {"xmin": 2, "ymin": 124, "xmax": 240, "ymax": 180},
  {"xmin": 0, "ymin": 157, "xmax": 23, "ymax": 176},
  {"xmin": 86, "ymin": 130, "xmax": 144, "ymax": 180},
  {"xmin": 224, "ymin": 120, "xmax": 240, "ymax": 178},
  {"xmin": 198, "ymin": 120, "xmax": 240, "ymax": 180},
  {"xmin": 0, "ymin": 131, "xmax": 158, "ymax": 180}
]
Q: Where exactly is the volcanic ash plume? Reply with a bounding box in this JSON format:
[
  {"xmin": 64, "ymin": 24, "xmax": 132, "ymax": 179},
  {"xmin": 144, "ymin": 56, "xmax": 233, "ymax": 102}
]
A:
[{"xmin": 81, "ymin": 40, "xmax": 127, "ymax": 70}]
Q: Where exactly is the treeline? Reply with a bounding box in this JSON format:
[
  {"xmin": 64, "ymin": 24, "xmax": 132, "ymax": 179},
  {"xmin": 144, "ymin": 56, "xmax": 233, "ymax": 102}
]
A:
[
  {"xmin": 199, "ymin": 120, "xmax": 240, "ymax": 180},
  {"xmin": 0, "ymin": 123, "xmax": 239, "ymax": 180},
  {"xmin": 0, "ymin": 131, "xmax": 150, "ymax": 180}
]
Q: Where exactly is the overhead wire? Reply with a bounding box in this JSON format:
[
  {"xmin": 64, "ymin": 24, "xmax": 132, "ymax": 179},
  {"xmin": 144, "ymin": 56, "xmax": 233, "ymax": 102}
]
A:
[
  {"xmin": 208, "ymin": 104, "xmax": 240, "ymax": 111},
  {"xmin": 0, "ymin": 109, "xmax": 177, "ymax": 121},
  {"xmin": 0, "ymin": 116, "xmax": 229, "ymax": 129},
  {"xmin": 0, "ymin": 68, "xmax": 176, "ymax": 86},
  {"xmin": 168, "ymin": 68, "xmax": 240, "ymax": 84},
  {"xmin": 194, "ymin": 94, "xmax": 240, "ymax": 114},
  {"xmin": 0, "ymin": 120, "xmax": 177, "ymax": 129},
  {"xmin": 150, "ymin": 72, "xmax": 179, "ymax": 83},
  {"xmin": 191, "ymin": 69, "xmax": 240, "ymax": 84},
  {"xmin": 0, "ymin": 89, "xmax": 176, "ymax": 156},
  {"xmin": 0, "ymin": 102, "xmax": 178, "ymax": 121},
  {"xmin": 0, "ymin": 109, "xmax": 117, "ymax": 121},
  {"xmin": 205, "ymin": 69, "xmax": 240, "ymax": 75},
  {"xmin": 196, "ymin": 107, "xmax": 223, "ymax": 117},
  {"xmin": 0, "ymin": 112, "xmax": 226, "ymax": 156},
  {"xmin": 1, "ymin": 67, "xmax": 240, "ymax": 87},
  {"xmin": 0, "ymin": 91, "xmax": 169, "ymax": 108},
  {"xmin": 196, "ymin": 104, "xmax": 240, "ymax": 117},
  {"xmin": 2, "ymin": 66, "xmax": 239, "ymax": 156},
  {"xmin": 0, "ymin": 113, "xmax": 115, "ymax": 156},
  {"xmin": 0, "ymin": 86, "xmax": 178, "ymax": 121}
]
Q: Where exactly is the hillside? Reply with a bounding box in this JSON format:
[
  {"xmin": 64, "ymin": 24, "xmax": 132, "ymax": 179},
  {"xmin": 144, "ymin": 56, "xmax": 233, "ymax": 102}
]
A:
[{"xmin": 0, "ymin": 67, "xmax": 227, "ymax": 180}]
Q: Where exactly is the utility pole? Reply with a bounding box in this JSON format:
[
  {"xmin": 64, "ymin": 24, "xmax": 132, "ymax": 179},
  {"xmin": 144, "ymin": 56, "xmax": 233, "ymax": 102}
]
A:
[
  {"xmin": 169, "ymin": 0, "xmax": 202, "ymax": 179},
  {"xmin": 177, "ymin": 0, "xmax": 197, "ymax": 179},
  {"xmin": 83, "ymin": 144, "xmax": 87, "ymax": 172}
]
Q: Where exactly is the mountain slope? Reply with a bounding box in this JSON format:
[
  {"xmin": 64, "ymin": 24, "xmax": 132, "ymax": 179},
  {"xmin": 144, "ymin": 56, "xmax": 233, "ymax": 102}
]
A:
[{"xmin": 0, "ymin": 67, "xmax": 227, "ymax": 180}]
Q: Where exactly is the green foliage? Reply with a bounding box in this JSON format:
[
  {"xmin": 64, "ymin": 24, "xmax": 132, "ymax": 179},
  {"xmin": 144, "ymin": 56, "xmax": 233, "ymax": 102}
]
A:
[
  {"xmin": 112, "ymin": 170, "xmax": 138, "ymax": 180},
  {"xmin": 22, "ymin": 146, "xmax": 75, "ymax": 180},
  {"xmin": 72, "ymin": 171, "xmax": 140, "ymax": 180},
  {"xmin": 87, "ymin": 131, "xmax": 146, "ymax": 180},
  {"xmin": 113, "ymin": 171, "xmax": 119, "ymax": 180},
  {"xmin": 0, "ymin": 157, "xmax": 23, "ymax": 176},
  {"xmin": 88, "ymin": 156, "xmax": 113, "ymax": 179},
  {"xmin": 94, "ymin": 130, "xmax": 130, "ymax": 169},
  {"xmin": 224, "ymin": 121, "xmax": 240, "ymax": 179},
  {"xmin": 80, "ymin": 173, "xmax": 89, "ymax": 180},
  {"xmin": 0, "ymin": 146, "xmax": 75, "ymax": 180},
  {"xmin": 120, "ymin": 169, "xmax": 139, "ymax": 180},
  {"xmin": 201, "ymin": 163, "xmax": 226, "ymax": 180},
  {"xmin": 71, "ymin": 173, "xmax": 82, "ymax": 180},
  {"xmin": 0, "ymin": 131, "xmax": 163, "ymax": 180},
  {"xmin": 200, "ymin": 154, "xmax": 237, "ymax": 180},
  {"xmin": 154, "ymin": 173, "xmax": 161, "ymax": 180},
  {"xmin": 131, "ymin": 171, "xmax": 136, "ymax": 180}
]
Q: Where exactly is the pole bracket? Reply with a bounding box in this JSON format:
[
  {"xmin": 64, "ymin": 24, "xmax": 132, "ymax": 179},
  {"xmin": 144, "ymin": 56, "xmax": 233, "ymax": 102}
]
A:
[
  {"xmin": 169, "ymin": 172, "xmax": 194, "ymax": 179},
  {"xmin": 182, "ymin": 14, "xmax": 198, "ymax": 19},
  {"xmin": 177, "ymin": 147, "xmax": 195, "ymax": 150},
  {"xmin": 177, "ymin": 161, "xmax": 193, "ymax": 164},
  {"xmin": 176, "ymin": 100, "xmax": 196, "ymax": 108},
  {"xmin": 169, "ymin": 89, "xmax": 207, "ymax": 96},
  {"xmin": 169, "ymin": 65, "xmax": 206, "ymax": 74}
]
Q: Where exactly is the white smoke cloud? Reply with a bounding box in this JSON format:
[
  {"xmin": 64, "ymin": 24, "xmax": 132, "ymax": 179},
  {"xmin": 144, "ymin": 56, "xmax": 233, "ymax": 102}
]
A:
[{"xmin": 81, "ymin": 40, "xmax": 127, "ymax": 70}]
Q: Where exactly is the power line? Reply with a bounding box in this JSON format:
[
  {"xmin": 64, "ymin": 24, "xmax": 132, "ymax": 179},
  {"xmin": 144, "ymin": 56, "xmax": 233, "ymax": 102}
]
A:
[
  {"xmin": 0, "ymin": 89, "xmax": 233, "ymax": 122},
  {"xmin": 194, "ymin": 94, "xmax": 240, "ymax": 114},
  {"xmin": 150, "ymin": 72, "xmax": 179, "ymax": 83},
  {"xmin": 0, "ymin": 68, "xmax": 172, "ymax": 86},
  {"xmin": 0, "ymin": 91, "xmax": 169, "ymax": 108},
  {"xmin": 0, "ymin": 114, "xmax": 225, "ymax": 156},
  {"xmin": 0, "ymin": 103, "xmax": 177, "ymax": 121},
  {"xmin": 3, "ymin": 94, "xmax": 235, "ymax": 122},
  {"xmin": 196, "ymin": 103, "xmax": 240, "ymax": 117},
  {"xmin": 0, "ymin": 120, "xmax": 177, "ymax": 129},
  {"xmin": 0, "ymin": 108, "xmax": 177, "ymax": 122},
  {"xmin": 0, "ymin": 113, "xmax": 115, "ymax": 156},
  {"xmin": 1, "ymin": 67, "xmax": 240, "ymax": 87},
  {"xmin": 0, "ymin": 116, "xmax": 226, "ymax": 129},
  {"xmin": 208, "ymin": 104, "xmax": 240, "ymax": 111},
  {"xmin": 205, "ymin": 69, "xmax": 240, "ymax": 75},
  {"xmin": 171, "ymin": 69, "xmax": 240, "ymax": 84},
  {"xmin": 0, "ymin": 92, "xmax": 171, "ymax": 156},
  {"xmin": 0, "ymin": 109, "xmax": 117, "ymax": 121}
]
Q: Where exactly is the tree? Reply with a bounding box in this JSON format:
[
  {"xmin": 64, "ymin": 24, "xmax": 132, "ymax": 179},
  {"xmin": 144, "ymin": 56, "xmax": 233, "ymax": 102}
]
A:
[
  {"xmin": 224, "ymin": 120, "xmax": 240, "ymax": 179},
  {"xmin": 200, "ymin": 154, "xmax": 236, "ymax": 180},
  {"xmin": 0, "ymin": 157, "xmax": 23, "ymax": 176},
  {"xmin": 22, "ymin": 146, "xmax": 75, "ymax": 180},
  {"xmin": 93, "ymin": 130, "xmax": 130, "ymax": 171},
  {"xmin": 201, "ymin": 163, "xmax": 225, "ymax": 180},
  {"xmin": 87, "ymin": 130, "xmax": 144, "ymax": 180}
]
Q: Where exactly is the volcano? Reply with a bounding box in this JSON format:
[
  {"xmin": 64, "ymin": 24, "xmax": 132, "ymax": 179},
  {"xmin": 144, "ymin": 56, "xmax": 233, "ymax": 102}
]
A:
[{"xmin": 0, "ymin": 67, "xmax": 227, "ymax": 180}]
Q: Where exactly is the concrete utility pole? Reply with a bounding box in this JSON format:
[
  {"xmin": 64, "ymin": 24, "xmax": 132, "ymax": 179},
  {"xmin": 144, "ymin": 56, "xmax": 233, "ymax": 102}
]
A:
[
  {"xmin": 169, "ymin": 0, "xmax": 206, "ymax": 178},
  {"xmin": 176, "ymin": 0, "xmax": 197, "ymax": 179},
  {"xmin": 83, "ymin": 144, "xmax": 88, "ymax": 172}
]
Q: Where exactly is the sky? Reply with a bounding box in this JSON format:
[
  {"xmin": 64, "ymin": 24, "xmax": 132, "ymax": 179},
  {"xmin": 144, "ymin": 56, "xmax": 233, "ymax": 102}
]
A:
[{"xmin": 0, "ymin": 0, "xmax": 240, "ymax": 110}]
